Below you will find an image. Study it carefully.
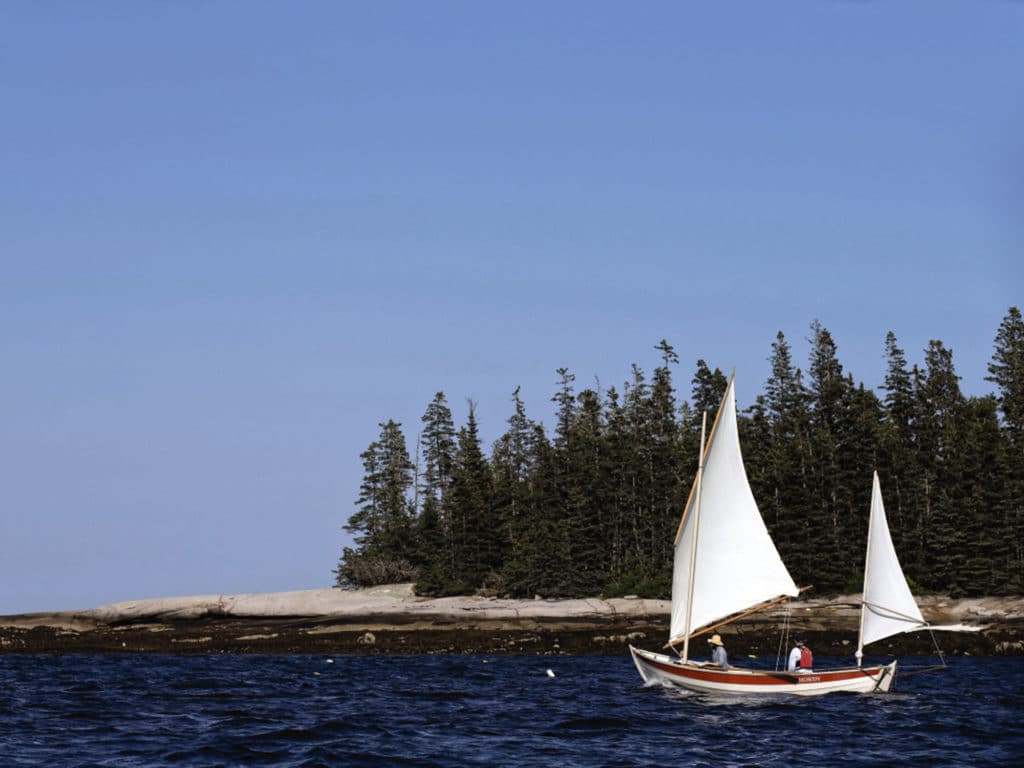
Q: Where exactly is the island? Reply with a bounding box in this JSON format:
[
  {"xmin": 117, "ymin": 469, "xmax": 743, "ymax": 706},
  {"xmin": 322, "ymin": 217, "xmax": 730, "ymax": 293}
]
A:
[{"xmin": 2, "ymin": 586, "xmax": 1022, "ymax": 656}]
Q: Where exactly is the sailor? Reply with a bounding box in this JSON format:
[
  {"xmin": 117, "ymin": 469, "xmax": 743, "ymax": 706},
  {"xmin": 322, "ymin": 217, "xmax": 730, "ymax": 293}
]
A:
[
  {"xmin": 707, "ymin": 634, "xmax": 729, "ymax": 668},
  {"xmin": 788, "ymin": 635, "xmax": 813, "ymax": 672}
]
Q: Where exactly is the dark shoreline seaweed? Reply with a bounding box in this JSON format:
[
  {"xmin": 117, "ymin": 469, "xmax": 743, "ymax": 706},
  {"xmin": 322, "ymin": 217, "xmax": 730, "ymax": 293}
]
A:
[{"xmin": 3, "ymin": 614, "xmax": 1020, "ymax": 656}]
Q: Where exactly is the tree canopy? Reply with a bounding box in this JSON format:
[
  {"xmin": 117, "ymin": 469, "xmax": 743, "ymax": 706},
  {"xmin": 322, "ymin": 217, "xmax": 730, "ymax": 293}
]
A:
[{"xmin": 336, "ymin": 308, "xmax": 1024, "ymax": 598}]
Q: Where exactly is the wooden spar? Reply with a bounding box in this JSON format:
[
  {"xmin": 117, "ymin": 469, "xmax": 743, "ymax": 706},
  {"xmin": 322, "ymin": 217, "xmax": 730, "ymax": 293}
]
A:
[
  {"xmin": 665, "ymin": 586, "xmax": 814, "ymax": 650},
  {"xmin": 680, "ymin": 410, "xmax": 707, "ymax": 665},
  {"xmin": 673, "ymin": 371, "xmax": 734, "ymax": 546},
  {"xmin": 857, "ymin": 472, "xmax": 878, "ymax": 667}
]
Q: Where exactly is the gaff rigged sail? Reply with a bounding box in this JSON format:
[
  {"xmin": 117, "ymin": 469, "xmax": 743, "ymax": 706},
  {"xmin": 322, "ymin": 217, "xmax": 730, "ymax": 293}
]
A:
[{"xmin": 669, "ymin": 376, "xmax": 799, "ymax": 647}]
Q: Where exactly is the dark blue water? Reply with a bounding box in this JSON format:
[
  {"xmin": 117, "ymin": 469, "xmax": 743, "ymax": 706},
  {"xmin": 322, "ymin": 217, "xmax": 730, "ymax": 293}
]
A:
[{"xmin": 1, "ymin": 655, "xmax": 1021, "ymax": 767}]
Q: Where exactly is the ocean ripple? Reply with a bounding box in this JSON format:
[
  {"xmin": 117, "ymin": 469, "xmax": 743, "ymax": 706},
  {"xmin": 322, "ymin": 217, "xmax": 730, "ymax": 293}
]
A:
[{"xmin": 0, "ymin": 655, "xmax": 1021, "ymax": 767}]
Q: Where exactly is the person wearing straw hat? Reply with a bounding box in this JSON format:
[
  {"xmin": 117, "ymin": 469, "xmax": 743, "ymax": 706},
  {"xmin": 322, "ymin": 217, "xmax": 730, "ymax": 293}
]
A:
[{"xmin": 707, "ymin": 634, "xmax": 729, "ymax": 668}]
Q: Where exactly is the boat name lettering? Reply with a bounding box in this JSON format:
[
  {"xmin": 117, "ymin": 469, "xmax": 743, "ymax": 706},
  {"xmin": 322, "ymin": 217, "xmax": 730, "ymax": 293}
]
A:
[{"xmin": 797, "ymin": 676, "xmax": 821, "ymax": 683}]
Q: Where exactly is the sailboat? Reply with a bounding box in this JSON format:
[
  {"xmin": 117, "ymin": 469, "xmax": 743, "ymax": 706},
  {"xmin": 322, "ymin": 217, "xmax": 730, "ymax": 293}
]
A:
[{"xmin": 629, "ymin": 374, "xmax": 929, "ymax": 696}]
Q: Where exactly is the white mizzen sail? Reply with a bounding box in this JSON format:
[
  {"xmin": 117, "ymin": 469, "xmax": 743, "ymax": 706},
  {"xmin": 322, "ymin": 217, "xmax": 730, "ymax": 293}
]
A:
[
  {"xmin": 858, "ymin": 471, "xmax": 925, "ymax": 651},
  {"xmin": 669, "ymin": 376, "xmax": 799, "ymax": 647}
]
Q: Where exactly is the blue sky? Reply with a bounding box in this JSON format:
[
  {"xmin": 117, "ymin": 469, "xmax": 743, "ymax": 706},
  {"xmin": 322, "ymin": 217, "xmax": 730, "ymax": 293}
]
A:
[{"xmin": 1, "ymin": 2, "xmax": 1020, "ymax": 613}]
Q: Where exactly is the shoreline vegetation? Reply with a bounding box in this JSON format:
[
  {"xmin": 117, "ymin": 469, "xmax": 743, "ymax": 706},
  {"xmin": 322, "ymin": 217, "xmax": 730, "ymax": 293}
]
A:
[
  {"xmin": 339, "ymin": 311, "xmax": 1024, "ymax": 604},
  {"xmin": 2, "ymin": 585, "xmax": 1022, "ymax": 657}
]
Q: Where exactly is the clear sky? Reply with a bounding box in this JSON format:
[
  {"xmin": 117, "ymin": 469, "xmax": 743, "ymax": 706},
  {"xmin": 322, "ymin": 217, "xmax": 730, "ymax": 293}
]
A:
[{"xmin": 1, "ymin": 2, "xmax": 1021, "ymax": 614}]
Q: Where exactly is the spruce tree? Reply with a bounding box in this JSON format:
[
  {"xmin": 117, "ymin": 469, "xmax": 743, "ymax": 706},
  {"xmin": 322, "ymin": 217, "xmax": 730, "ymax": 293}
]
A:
[
  {"xmin": 752, "ymin": 332, "xmax": 815, "ymax": 586},
  {"xmin": 915, "ymin": 341, "xmax": 967, "ymax": 592},
  {"xmin": 837, "ymin": 380, "xmax": 884, "ymax": 588},
  {"xmin": 648, "ymin": 341, "xmax": 683, "ymax": 580},
  {"xmin": 879, "ymin": 331, "xmax": 917, "ymax": 562},
  {"xmin": 417, "ymin": 392, "xmax": 457, "ymax": 577},
  {"xmin": 987, "ymin": 307, "xmax": 1024, "ymax": 435},
  {"xmin": 336, "ymin": 420, "xmax": 415, "ymax": 586},
  {"xmin": 985, "ymin": 307, "xmax": 1024, "ymax": 591},
  {"xmin": 492, "ymin": 387, "xmax": 540, "ymax": 591},
  {"xmin": 957, "ymin": 395, "xmax": 1006, "ymax": 594},
  {"xmin": 420, "ymin": 392, "xmax": 457, "ymax": 516},
  {"xmin": 561, "ymin": 387, "xmax": 612, "ymax": 595},
  {"xmin": 345, "ymin": 438, "xmax": 384, "ymax": 552},
  {"xmin": 623, "ymin": 364, "xmax": 654, "ymax": 579},
  {"xmin": 691, "ymin": 359, "xmax": 728, "ymax": 416},
  {"xmin": 447, "ymin": 403, "xmax": 496, "ymax": 590},
  {"xmin": 510, "ymin": 423, "xmax": 563, "ymax": 596},
  {"xmin": 805, "ymin": 321, "xmax": 851, "ymax": 591},
  {"xmin": 602, "ymin": 385, "xmax": 635, "ymax": 586}
]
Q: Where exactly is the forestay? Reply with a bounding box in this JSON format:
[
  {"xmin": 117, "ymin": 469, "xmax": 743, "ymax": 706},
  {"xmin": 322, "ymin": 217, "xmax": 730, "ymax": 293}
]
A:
[
  {"xmin": 669, "ymin": 378, "xmax": 799, "ymax": 646},
  {"xmin": 859, "ymin": 471, "xmax": 925, "ymax": 649}
]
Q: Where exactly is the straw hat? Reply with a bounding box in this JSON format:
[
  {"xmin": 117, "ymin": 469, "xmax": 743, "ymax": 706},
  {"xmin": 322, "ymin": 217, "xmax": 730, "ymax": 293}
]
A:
[{"xmin": 707, "ymin": 634, "xmax": 724, "ymax": 647}]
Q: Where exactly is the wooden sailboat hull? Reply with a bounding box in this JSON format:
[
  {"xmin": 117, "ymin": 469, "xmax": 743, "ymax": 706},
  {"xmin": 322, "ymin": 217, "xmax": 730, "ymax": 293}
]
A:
[{"xmin": 629, "ymin": 646, "xmax": 896, "ymax": 696}]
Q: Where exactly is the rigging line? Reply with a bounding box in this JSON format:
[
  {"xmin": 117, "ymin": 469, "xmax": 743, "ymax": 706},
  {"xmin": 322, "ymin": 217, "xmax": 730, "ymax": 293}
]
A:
[
  {"xmin": 896, "ymin": 665, "xmax": 947, "ymax": 678},
  {"xmin": 860, "ymin": 599, "xmax": 928, "ymax": 626},
  {"xmin": 928, "ymin": 625, "xmax": 947, "ymax": 668},
  {"xmin": 775, "ymin": 604, "xmax": 791, "ymax": 672}
]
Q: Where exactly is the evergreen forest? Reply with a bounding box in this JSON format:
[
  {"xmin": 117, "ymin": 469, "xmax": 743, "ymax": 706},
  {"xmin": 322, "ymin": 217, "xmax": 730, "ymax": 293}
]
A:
[{"xmin": 335, "ymin": 308, "xmax": 1024, "ymax": 599}]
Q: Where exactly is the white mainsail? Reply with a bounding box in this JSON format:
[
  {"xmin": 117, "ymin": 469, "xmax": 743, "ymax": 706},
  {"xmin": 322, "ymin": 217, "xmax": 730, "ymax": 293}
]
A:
[
  {"xmin": 858, "ymin": 471, "xmax": 925, "ymax": 651},
  {"xmin": 669, "ymin": 376, "xmax": 799, "ymax": 647}
]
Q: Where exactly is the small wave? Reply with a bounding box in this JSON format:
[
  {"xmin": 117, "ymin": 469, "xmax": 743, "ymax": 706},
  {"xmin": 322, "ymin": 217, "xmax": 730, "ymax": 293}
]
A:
[{"xmin": 550, "ymin": 717, "xmax": 633, "ymax": 731}]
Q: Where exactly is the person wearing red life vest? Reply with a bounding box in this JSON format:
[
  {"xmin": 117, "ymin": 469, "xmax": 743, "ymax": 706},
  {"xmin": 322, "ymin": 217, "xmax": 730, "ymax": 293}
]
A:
[{"xmin": 787, "ymin": 636, "xmax": 813, "ymax": 672}]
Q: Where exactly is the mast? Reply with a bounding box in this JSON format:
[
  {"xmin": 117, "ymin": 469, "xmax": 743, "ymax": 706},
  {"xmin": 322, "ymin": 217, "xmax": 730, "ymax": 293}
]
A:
[
  {"xmin": 857, "ymin": 471, "xmax": 878, "ymax": 667},
  {"xmin": 681, "ymin": 410, "xmax": 707, "ymax": 664}
]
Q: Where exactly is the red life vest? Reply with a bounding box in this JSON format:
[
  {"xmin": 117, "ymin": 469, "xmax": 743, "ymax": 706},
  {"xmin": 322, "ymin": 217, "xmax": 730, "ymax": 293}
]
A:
[{"xmin": 800, "ymin": 647, "xmax": 813, "ymax": 669}]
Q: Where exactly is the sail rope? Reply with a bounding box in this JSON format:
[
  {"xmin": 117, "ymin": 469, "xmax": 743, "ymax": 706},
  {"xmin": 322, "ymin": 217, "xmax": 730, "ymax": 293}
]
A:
[
  {"xmin": 892, "ymin": 625, "xmax": 948, "ymax": 677},
  {"xmin": 895, "ymin": 664, "xmax": 946, "ymax": 678},
  {"xmin": 859, "ymin": 598, "xmax": 927, "ymax": 626},
  {"xmin": 929, "ymin": 625, "xmax": 948, "ymax": 668},
  {"xmin": 775, "ymin": 604, "xmax": 792, "ymax": 671}
]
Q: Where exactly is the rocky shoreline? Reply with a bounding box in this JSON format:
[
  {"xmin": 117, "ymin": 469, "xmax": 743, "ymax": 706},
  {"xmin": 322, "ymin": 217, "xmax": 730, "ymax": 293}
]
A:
[{"xmin": 2, "ymin": 585, "xmax": 1022, "ymax": 657}]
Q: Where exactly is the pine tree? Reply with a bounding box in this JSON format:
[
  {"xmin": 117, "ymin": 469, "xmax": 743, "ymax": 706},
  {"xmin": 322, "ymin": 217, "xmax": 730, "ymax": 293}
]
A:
[
  {"xmin": 447, "ymin": 402, "xmax": 496, "ymax": 590},
  {"xmin": 345, "ymin": 438, "xmax": 384, "ymax": 552},
  {"xmin": 420, "ymin": 392, "xmax": 457, "ymax": 515},
  {"xmin": 492, "ymin": 387, "xmax": 540, "ymax": 590},
  {"xmin": 417, "ymin": 392, "xmax": 458, "ymax": 575},
  {"xmin": 602, "ymin": 385, "xmax": 634, "ymax": 585},
  {"xmin": 837, "ymin": 380, "xmax": 884, "ymax": 588},
  {"xmin": 622, "ymin": 364, "xmax": 654, "ymax": 579},
  {"xmin": 879, "ymin": 331, "xmax": 917, "ymax": 563},
  {"xmin": 915, "ymin": 341, "xmax": 967, "ymax": 592},
  {"xmin": 805, "ymin": 321, "xmax": 851, "ymax": 591},
  {"xmin": 648, "ymin": 341, "xmax": 683, "ymax": 580},
  {"xmin": 751, "ymin": 332, "xmax": 815, "ymax": 586},
  {"xmin": 508, "ymin": 423, "xmax": 564, "ymax": 596},
  {"xmin": 561, "ymin": 387, "xmax": 612, "ymax": 595},
  {"xmin": 987, "ymin": 307, "xmax": 1024, "ymax": 435},
  {"xmin": 957, "ymin": 395, "xmax": 1006, "ymax": 595},
  {"xmin": 547, "ymin": 368, "xmax": 614, "ymax": 595},
  {"xmin": 985, "ymin": 307, "xmax": 1024, "ymax": 591},
  {"xmin": 691, "ymin": 359, "xmax": 728, "ymax": 416},
  {"xmin": 336, "ymin": 420, "xmax": 415, "ymax": 586}
]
